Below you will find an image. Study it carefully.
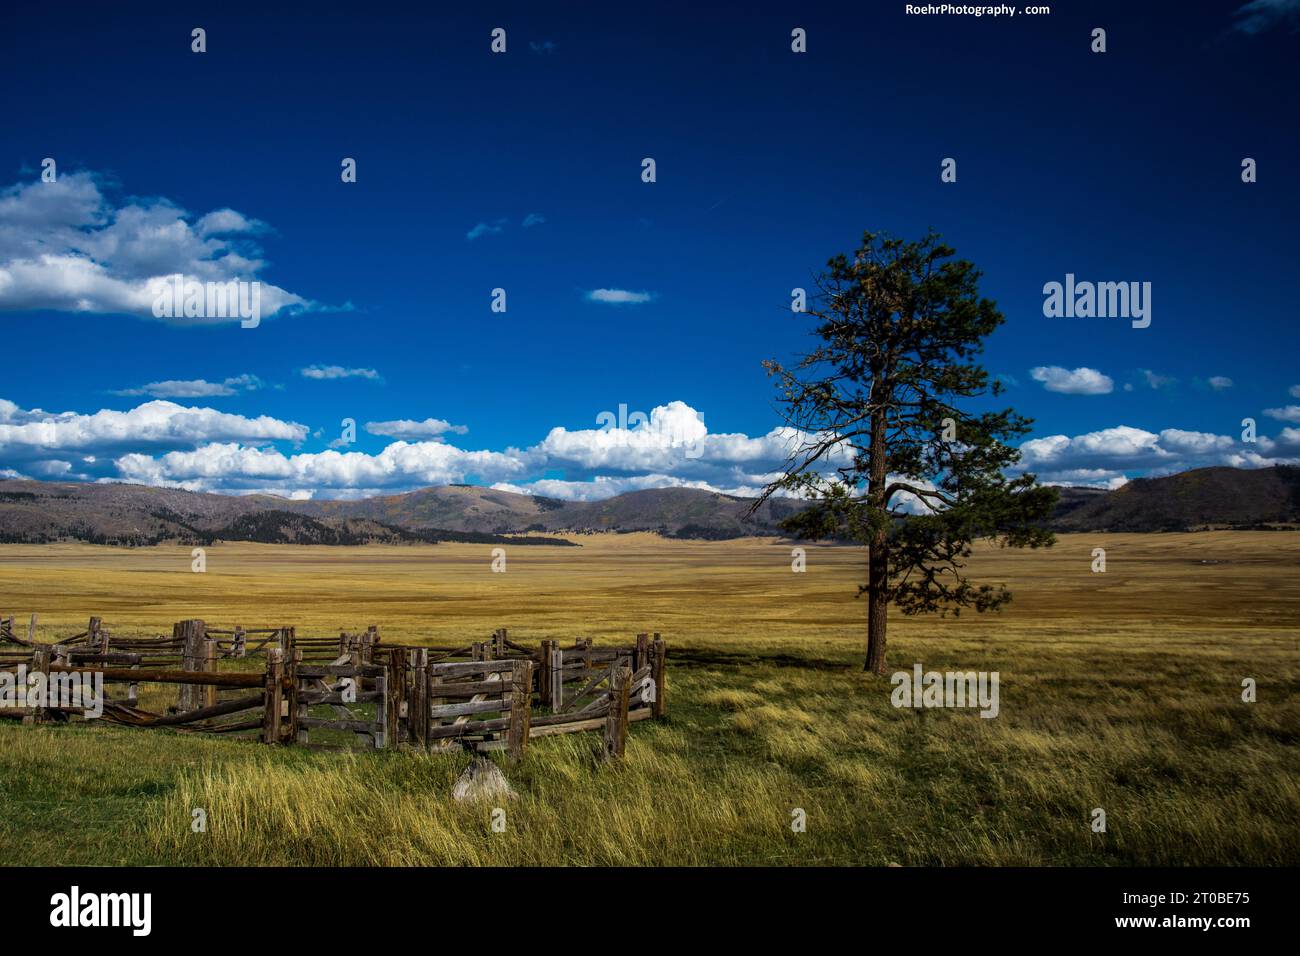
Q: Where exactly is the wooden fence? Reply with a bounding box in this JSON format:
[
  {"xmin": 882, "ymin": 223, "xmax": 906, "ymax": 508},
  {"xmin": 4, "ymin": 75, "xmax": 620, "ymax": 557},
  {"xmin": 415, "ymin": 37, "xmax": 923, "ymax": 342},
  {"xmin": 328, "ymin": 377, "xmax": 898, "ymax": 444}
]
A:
[{"xmin": 0, "ymin": 615, "xmax": 665, "ymax": 759}]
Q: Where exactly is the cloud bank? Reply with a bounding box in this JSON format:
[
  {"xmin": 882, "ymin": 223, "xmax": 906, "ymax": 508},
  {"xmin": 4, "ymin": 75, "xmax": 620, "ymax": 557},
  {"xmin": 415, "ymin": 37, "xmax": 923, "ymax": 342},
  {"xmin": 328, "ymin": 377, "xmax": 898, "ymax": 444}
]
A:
[
  {"xmin": 0, "ymin": 172, "xmax": 312, "ymax": 323},
  {"xmin": 2, "ymin": 396, "xmax": 1297, "ymax": 499}
]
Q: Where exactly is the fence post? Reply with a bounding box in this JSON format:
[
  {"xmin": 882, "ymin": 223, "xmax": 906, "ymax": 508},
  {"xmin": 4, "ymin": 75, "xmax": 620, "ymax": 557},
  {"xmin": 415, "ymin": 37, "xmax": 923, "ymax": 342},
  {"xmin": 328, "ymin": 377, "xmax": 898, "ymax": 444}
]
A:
[
  {"xmin": 383, "ymin": 651, "xmax": 403, "ymax": 749},
  {"xmin": 262, "ymin": 647, "xmax": 285, "ymax": 744},
  {"xmin": 507, "ymin": 659, "xmax": 533, "ymax": 761},
  {"xmin": 233, "ymin": 625, "xmax": 246, "ymax": 658},
  {"xmin": 494, "ymin": 628, "xmax": 507, "ymax": 658},
  {"xmin": 177, "ymin": 619, "xmax": 212, "ymax": 712},
  {"xmin": 284, "ymin": 648, "xmax": 301, "ymax": 744},
  {"xmin": 24, "ymin": 644, "xmax": 51, "ymax": 725},
  {"xmin": 295, "ymin": 646, "xmax": 313, "ymax": 746},
  {"xmin": 603, "ymin": 665, "xmax": 631, "ymax": 759},
  {"xmin": 428, "ymin": 663, "xmax": 444, "ymax": 741},
  {"xmin": 634, "ymin": 633, "xmax": 649, "ymax": 672},
  {"xmin": 201, "ymin": 632, "xmax": 217, "ymax": 709},
  {"xmin": 409, "ymin": 647, "xmax": 429, "ymax": 749},
  {"xmin": 91, "ymin": 617, "xmax": 110, "ymax": 655},
  {"xmin": 373, "ymin": 669, "xmax": 387, "ymax": 750},
  {"xmin": 538, "ymin": 640, "xmax": 553, "ymax": 708},
  {"xmin": 651, "ymin": 634, "xmax": 666, "ymax": 718},
  {"xmin": 551, "ymin": 645, "xmax": 564, "ymax": 711}
]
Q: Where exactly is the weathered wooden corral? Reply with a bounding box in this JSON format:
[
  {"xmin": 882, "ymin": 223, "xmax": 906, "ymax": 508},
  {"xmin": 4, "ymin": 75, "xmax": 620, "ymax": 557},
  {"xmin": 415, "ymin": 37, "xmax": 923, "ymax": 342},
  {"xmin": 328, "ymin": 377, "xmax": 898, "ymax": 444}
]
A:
[{"xmin": 0, "ymin": 615, "xmax": 666, "ymax": 760}]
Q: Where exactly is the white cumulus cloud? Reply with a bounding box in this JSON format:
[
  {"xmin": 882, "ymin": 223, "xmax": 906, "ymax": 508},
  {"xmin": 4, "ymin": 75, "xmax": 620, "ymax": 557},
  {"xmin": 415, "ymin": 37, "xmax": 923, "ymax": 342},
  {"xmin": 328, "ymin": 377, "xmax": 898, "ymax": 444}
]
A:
[
  {"xmin": 584, "ymin": 288, "xmax": 655, "ymax": 305},
  {"xmin": 1015, "ymin": 423, "xmax": 1299, "ymax": 487},
  {"xmin": 466, "ymin": 219, "xmax": 506, "ymax": 240},
  {"xmin": 1264, "ymin": 405, "xmax": 1300, "ymax": 423},
  {"xmin": 111, "ymin": 374, "xmax": 264, "ymax": 399},
  {"xmin": 364, "ymin": 418, "xmax": 469, "ymax": 440},
  {"xmin": 0, "ymin": 398, "xmax": 306, "ymax": 480},
  {"xmin": 0, "ymin": 172, "xmax": 311, "ymax": 323},
  {"xmin": 300, "ymin": 365, "xmax": 382, "ymax": 382},
  {"xmin": 1029, "ymin": 366, "xmax": 1114, "ymax": 395},
  {"xmin": 5, "ymin": 393, "xmax": 1297, "ymax": 501},
  {"xmin": 114, "ymin": 440, "xmax": 527, "ymax": 495}
]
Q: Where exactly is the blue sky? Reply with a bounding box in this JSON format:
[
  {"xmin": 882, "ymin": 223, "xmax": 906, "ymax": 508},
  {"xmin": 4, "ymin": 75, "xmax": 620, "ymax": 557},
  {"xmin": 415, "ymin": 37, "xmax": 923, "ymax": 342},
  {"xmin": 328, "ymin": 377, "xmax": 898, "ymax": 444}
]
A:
[{"xmin": 2, "ymin": 0, "xmax": 1298, "ymax": 499}]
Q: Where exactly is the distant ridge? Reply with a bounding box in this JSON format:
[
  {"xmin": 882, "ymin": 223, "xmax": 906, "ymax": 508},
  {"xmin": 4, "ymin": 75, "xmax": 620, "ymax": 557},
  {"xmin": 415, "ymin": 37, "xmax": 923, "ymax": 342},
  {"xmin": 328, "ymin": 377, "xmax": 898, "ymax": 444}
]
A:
[
  {"xmin": 0, "ymin": 465, "xmax": 1296, "ymax": 545},
  {"xmin": 1049, "ymin": 465, "xmax": 1300, "ymax": 532},
  {"xmin": 0, "ymin": 484, "xmax": 575, "ymax": 547},
  {"xmin": 288, "ymin": 485, "xmax": 803, "ymax": 538}
]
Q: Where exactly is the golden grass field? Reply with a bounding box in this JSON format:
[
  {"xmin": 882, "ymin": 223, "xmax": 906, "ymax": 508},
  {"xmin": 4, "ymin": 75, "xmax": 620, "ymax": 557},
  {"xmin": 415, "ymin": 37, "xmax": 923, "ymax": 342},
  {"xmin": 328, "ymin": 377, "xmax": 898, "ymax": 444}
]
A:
[{"xmin": 1, "ymin": 532, "xmax": 1297, "ymax": 866}]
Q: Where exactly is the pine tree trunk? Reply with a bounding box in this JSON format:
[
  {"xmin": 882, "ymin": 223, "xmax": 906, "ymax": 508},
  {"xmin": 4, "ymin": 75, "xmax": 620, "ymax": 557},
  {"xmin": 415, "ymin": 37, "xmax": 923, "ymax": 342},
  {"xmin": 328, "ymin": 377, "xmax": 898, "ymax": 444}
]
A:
[
  {"xmin": 864, "ymin": 389, "xmax": 889, "ymax": 675},
  {"xmin": 865, "ymin": 533, "xmax": 889, "ymax": 674}
]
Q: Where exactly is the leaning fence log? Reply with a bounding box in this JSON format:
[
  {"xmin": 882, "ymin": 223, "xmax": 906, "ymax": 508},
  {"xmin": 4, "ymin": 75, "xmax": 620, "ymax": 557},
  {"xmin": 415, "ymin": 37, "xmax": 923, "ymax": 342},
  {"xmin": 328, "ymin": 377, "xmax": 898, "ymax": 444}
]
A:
[
  {"xmin": 108, "ymin": 693, "xmax": 266, "ymax": 728},
  {"xmin": 47, "ymin": 664, "xmax": 266, "ymax": 687},
  {"xmin": 562, "ymin": 664, "xmax": 613, "ymax": 714}
]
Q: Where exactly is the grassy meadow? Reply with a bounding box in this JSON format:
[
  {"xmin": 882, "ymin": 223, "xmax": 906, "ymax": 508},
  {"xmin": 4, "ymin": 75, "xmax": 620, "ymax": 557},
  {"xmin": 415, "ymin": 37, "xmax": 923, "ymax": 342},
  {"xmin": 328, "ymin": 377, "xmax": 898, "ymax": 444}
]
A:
[{"xmin": 1, "ymin": 532, "xmax": 1297, "ymax": 866}]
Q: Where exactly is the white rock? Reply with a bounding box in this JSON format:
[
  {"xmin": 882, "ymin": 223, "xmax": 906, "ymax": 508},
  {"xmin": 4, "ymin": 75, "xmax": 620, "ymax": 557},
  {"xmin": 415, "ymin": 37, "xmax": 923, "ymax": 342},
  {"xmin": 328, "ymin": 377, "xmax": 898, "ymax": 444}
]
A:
[{"xmin": 452, "ymin": 757, "xmax": 517, "ymax": 802}]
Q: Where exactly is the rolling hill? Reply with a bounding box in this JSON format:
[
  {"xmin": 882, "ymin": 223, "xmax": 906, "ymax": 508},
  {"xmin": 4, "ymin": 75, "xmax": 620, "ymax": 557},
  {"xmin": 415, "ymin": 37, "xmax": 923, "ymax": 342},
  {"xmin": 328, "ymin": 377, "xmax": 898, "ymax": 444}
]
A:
[
  {"xmin": 0, "ymin": 483, "xmax": 575, "ymax": 546},
  {"xmin": 0, "ymin": 465, "xmax": 1296, "ymax": 545},
  {"xmin": 1049, "ymin": 464, "xmax": 1300, "ymax": 532}
]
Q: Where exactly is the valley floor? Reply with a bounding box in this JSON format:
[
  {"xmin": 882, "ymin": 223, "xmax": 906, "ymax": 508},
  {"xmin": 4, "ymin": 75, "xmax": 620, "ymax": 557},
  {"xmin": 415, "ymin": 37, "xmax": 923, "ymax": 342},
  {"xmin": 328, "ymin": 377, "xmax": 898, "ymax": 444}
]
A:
[{"xmin": 1, "ymin": 532, "xmax": 1297, "ymax": 865}]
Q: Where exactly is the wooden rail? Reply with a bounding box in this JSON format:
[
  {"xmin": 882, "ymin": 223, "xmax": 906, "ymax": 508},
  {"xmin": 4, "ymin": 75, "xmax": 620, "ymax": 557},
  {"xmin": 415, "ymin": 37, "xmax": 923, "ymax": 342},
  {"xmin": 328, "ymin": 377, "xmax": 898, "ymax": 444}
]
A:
[{"xmin": 1, "ymin": 616, "xmax": 666, "ymax": 758}]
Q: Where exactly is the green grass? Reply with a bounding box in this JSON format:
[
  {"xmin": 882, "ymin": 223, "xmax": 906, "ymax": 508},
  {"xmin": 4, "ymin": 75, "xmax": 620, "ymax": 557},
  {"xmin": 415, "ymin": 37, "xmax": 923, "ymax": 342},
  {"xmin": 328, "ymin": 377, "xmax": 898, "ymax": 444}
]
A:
[
  {"xmin": 1, "ymin": 533, "xmax": 1297, "ymax": 865},
  {"xmin": 3, "ymin": 647, "xmax": 1296, "ymax": 866}
]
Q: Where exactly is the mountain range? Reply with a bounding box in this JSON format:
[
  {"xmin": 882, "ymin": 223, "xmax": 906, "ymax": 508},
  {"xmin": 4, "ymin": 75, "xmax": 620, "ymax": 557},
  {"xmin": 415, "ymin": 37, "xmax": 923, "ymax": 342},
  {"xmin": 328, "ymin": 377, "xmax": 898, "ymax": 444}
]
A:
[{"xmin": 0, "ymin": 465, "xmax": 1296, "ymax": 546}]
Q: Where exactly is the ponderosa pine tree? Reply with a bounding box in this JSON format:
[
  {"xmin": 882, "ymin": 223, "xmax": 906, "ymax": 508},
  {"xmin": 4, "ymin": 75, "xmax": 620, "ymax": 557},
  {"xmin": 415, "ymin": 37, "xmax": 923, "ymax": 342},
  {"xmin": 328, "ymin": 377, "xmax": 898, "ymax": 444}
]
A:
[{"xmin": 754, "ymin": 230, "xmax": 1057, "ymax": 674}]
